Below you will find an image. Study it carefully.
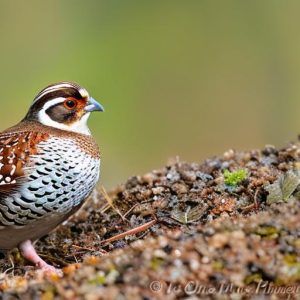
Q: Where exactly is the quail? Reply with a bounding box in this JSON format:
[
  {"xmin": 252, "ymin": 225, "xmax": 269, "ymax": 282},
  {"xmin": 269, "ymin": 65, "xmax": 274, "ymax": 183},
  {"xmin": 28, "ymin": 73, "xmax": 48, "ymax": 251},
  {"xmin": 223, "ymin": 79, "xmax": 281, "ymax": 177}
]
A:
[{"xmin": 0, "ymin": 81, "xmax": 103, "ymax": 272}]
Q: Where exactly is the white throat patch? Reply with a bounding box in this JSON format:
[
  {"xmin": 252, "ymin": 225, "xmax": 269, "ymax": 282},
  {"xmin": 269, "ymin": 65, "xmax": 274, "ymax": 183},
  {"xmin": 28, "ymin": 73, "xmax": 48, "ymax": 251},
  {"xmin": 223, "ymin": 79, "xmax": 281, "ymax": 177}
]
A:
[{"xmin": 37, "ymin": 98, "xmax": 91, "ymax": 135}]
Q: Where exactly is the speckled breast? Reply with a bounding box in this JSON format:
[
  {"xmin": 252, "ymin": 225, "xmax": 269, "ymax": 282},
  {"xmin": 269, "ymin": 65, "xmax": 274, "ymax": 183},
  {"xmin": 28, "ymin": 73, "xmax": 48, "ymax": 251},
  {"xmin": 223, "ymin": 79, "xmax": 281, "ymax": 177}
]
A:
[{"xmin": 0, "ymin": 136, "xmax": 100, "ymax": 228}]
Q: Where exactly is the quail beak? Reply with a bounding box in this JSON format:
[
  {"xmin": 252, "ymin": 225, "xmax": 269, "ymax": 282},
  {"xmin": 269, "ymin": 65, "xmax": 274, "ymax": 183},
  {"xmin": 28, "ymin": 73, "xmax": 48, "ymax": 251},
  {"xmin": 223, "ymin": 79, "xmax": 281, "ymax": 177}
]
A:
[{"xmin": 85, "ymin": 97, "xmax": 105, "ymax": 113}]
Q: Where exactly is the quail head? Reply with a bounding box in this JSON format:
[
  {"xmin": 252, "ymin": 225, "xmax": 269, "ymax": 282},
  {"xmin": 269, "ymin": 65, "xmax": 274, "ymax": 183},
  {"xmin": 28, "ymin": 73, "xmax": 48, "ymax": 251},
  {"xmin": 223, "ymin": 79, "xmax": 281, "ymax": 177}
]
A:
[{"xmin": 0, "ymin": 82, "xmax": 104, "ymax": 272}]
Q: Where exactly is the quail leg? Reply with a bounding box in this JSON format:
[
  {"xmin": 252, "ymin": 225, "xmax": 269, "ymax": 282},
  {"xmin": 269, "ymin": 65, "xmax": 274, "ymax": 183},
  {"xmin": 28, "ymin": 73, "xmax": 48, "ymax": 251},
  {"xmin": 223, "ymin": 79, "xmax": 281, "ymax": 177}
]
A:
[{"xmin": 19, "ymin": 240, "xmax": 61, "ymax": 275}]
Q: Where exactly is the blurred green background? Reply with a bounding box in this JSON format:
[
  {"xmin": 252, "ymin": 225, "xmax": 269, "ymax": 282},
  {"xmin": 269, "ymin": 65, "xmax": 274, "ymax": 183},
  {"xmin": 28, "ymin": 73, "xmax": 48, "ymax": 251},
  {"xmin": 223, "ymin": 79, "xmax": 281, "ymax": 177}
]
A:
[{"xmin": 1, "ymin": 0, "xmax": 300, "ymax": 188}]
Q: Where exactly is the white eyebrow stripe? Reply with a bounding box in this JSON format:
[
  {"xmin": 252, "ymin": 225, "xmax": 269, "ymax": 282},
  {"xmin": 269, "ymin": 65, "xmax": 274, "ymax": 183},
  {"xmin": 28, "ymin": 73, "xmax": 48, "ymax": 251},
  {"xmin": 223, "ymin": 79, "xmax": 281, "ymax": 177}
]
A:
[
  {"xmin": 41, "ymin": 98, "xmax": 65, "ymax": 109},
  {"xmin": 32, "ymin": 83, "xmax": 76, "ymax": 104}
]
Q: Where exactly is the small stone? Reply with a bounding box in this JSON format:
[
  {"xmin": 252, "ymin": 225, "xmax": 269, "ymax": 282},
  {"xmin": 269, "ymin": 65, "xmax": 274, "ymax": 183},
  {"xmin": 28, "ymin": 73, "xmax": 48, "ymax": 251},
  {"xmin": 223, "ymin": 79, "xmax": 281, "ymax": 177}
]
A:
[
  {"xmin": 209, "ymin": 233, "xmax": 229, "ymax": 248},
  {"xmin": 142, "ymin": 173, "xmax": 155, "ymax": 185},
  {"xmin": 152, "ymin": 187, "xmax": 164, "ymax": 195},
  {"xmin": 223, "ymin": 149, "xmax": 235, "ymax": 160},
  {"xmin": 171, "ymin": 183, "xmax": 188, "ymax": 194},
  {"xmin": 202, "ymin": 256, "xmax": 210, "ymax": 264},
  {"xmin": 174, "ymin": 249, "xmax": 181, "ymax": 257},
  {"xmin": 180, "ymin": 170, "xmax": 197, "ymax": 182}
]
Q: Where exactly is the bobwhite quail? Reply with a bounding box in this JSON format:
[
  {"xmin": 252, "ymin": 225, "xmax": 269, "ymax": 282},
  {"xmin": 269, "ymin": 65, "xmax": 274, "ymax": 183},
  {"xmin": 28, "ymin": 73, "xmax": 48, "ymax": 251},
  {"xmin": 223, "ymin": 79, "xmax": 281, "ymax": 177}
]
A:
[{"xmin": 0, "ymin": 81, "xmax": 103, "ymax": 272}]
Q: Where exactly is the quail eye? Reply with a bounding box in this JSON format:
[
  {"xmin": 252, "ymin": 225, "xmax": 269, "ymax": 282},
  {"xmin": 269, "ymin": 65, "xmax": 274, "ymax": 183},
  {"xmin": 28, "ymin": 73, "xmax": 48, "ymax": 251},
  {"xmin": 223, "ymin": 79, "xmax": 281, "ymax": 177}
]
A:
[{"xmin": 64, "ymin": 99, "xmax": 77, "ymax": 109}]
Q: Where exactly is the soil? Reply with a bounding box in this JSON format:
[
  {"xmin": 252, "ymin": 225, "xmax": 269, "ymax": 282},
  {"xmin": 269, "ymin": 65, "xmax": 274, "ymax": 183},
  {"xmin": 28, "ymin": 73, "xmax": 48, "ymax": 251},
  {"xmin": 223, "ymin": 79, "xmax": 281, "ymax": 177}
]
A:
[{"xmin": 1, "ymin": 141, "xmax": 300, "ymax": 299}]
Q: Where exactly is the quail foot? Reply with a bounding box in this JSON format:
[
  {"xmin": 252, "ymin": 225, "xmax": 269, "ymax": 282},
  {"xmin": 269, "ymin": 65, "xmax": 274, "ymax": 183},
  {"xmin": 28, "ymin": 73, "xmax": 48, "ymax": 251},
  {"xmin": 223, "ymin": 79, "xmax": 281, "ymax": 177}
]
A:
[{"xmin": 0, "ymin": 82, "xmax": 103, "ymax": 273}]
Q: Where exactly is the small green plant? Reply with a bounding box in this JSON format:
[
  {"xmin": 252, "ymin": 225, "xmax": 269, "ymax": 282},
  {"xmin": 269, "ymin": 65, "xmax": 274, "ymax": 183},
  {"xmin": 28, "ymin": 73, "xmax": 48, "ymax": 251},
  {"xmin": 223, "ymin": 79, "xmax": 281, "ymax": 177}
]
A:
[{"xmin": 224, "ymin": 169, "xmax": 247, "ymax": 186}]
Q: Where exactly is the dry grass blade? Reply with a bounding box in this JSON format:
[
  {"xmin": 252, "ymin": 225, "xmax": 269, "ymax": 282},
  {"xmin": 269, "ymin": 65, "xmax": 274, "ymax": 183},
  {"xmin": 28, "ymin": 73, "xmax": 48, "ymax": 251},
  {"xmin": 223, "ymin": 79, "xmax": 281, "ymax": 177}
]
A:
[{"xmin": 100, "ymin": 186, "xmax": 126, "ymax": 220}]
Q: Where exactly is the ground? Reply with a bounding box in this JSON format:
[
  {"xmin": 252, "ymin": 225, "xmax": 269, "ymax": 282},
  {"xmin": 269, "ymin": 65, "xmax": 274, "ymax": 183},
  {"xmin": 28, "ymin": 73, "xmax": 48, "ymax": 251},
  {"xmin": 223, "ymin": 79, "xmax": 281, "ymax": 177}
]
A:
[{"xmin": 1, "ymin": 141, "xmax": 300, "ymax": 299}]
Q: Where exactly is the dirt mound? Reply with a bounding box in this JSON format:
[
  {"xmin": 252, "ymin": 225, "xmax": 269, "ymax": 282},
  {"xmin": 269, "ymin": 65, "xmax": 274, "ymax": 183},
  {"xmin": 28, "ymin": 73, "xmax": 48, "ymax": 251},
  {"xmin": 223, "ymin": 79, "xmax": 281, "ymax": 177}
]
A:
[{"xmin": 1, "ymin": 142, "xmax": 300, "ymax": 299}]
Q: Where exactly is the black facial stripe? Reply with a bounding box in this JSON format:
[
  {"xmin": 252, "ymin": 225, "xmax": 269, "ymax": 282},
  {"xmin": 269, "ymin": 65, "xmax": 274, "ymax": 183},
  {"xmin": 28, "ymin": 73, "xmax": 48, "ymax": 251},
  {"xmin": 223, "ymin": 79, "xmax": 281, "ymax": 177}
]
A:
[
  {"xmin": 25, "ymin": 82, "xmax": 86, "ymax": 121},
  {"xmin": 45, "ymin": 102, "xmax": 77, "ymax": 124}
]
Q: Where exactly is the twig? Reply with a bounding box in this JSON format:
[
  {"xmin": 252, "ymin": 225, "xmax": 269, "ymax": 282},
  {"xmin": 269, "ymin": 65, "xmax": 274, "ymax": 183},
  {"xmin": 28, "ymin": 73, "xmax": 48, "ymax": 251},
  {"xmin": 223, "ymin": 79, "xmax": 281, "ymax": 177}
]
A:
[
  {"xmin": 72, "ymin": 245, "xmax": 108, "ymax": 255},
  {"xmin": 72, "ymin": 245, "xmax": 96, "ymax": 252},
  {"xmin": 100, "ymin": 204, "xmax": 111, "ymax": 214},
  {"xmin": 242, "ymin": 189, "xmax": 260, "ymax": 213},
  {"xmin": 122, "ymin": 203, "xmax": 139, "ymax": 219},
  {"xmin": 39, "ymin": 254, "xmax": 69, "ymax": 267},
  {"xmin": 100, "ymin": 186, "xmax": 126, "ymax": 221},
  {"xmin": 100, "ymin": 219, "xmax": 157, "ymax": 245},
  {"xmin": 100, "ymin": 186, "xmax": 114, "ymax": 207},
  {"xmin": 4, "ymin": 254, "xmax": 15, "ymax": 275}
]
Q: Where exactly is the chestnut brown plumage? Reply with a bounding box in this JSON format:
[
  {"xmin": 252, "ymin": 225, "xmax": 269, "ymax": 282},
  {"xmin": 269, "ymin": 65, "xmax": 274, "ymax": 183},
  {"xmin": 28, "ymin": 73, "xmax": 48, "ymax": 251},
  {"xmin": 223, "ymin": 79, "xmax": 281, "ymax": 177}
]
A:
[{"xmin": 0, "ymin": 82, "xmax": 104, "ymax": 272}]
